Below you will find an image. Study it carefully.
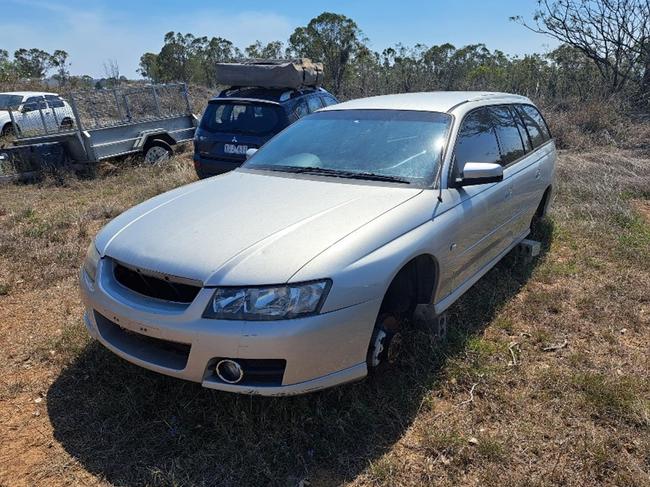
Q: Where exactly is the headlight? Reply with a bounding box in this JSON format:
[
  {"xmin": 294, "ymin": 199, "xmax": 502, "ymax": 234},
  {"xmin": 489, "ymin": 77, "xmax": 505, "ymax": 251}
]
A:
[
  {"xmin": 83, "ymin": 241, "xmax": 100, "ymax": 282},
  {"xmin": 203, "ymin": 280, "xmax": 331, "ymax": 321}
]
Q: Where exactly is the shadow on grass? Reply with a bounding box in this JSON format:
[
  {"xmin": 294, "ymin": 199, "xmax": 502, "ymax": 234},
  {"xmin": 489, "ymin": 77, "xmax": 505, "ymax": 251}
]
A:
[{"xmin": 47, "ymin": 221, "xmax": 554, "ymax": 487}]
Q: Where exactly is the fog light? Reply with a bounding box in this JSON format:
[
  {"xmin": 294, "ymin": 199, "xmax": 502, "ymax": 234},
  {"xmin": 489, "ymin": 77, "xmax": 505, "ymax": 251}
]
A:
[{"xmin": 215, "ymin": 359, "xmax": 244, "ymax": 384}]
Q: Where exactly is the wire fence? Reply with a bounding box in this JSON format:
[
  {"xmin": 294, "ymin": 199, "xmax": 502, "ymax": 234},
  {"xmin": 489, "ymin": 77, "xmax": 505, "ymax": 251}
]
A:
[{"xmin": 10, "ymin": 83, "xmax": 192, "ymax": 139}]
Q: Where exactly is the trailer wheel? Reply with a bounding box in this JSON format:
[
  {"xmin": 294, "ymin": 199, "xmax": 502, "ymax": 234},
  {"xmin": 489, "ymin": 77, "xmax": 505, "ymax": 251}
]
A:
[{"xmin": 143, "ymin": 140, "xmax": 172, "ymax": 165}]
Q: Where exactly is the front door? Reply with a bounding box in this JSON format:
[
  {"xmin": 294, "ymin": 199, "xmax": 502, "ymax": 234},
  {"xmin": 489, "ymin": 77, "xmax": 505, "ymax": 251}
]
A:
[{"xmin": 445, "ymin": 107, "xmax": 514, "ymax": 290}]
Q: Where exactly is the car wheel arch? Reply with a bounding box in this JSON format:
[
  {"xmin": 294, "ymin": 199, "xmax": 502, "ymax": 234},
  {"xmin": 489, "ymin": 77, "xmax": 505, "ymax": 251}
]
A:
[{"xmin": 379, "ymin": 253, "xmax": 439, "ymax": 317}]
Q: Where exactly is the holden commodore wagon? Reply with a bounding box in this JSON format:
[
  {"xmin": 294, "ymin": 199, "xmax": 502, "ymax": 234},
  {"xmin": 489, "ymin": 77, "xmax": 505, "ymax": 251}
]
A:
[{"xmin": 80, "ymin": 91, "xmax": 556, "ymax": 396}]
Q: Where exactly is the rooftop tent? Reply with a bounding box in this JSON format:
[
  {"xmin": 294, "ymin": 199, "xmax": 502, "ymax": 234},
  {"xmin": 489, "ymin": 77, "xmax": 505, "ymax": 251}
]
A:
[{"xmin": 215, "ymin": 59, "xmax": 324, "ymax": 90}]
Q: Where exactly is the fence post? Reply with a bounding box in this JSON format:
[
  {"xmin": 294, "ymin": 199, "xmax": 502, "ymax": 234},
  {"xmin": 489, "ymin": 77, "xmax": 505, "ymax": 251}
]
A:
[
  {"xmin": 8, "ymin": 109, "xmax": 20, "ymax": 137},
  {"xmin": 69, "ymin": 93, "xmax": 95, "ymax": 162},
  {"xmin": 113, "ymin": 89, "xmax": 124, "ymax": 123},
  {"xmin": 151, "ymin": 85, "xmax": 162, "ymax": 118},
  {"xmin": 38, "ymin": 105, "xmax": 49, "ymax": 135},
  {"xmin": 182, "ymin": 83, "xmax": 192, "ymax": 114}
]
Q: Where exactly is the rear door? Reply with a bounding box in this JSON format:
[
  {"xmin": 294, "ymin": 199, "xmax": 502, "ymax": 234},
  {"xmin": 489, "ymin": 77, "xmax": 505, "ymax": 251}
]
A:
[
  {"xmin": 488, "ymin": 105, "xmax": 531, "ymax": 241},
  {"xmin": 44, "ymin": 95, "xmax": 69, "ymax": 130},
  {"xmin": 197, "ymin": 101, "xmax": 287, "ymax": 164},
  {"xmin": 511, "ymin": 104, "xmax": 554, "ymax": 235}
]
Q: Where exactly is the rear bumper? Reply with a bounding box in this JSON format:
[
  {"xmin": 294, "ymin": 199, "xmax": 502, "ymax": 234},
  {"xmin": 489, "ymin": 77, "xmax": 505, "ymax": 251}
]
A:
[
  {"xmin": 80, "ymin": 262, "xmax": 379, "ymax": 396},
  {"xmin": 193, "ymin": 154, "xmax": 243, "ymax": 177}
]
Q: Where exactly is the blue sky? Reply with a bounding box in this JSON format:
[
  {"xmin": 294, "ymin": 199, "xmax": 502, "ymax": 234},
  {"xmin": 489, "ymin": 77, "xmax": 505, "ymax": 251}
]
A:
[{"xmin": 2, "ymin": 0, "xmax": 558, "ymax": 78}]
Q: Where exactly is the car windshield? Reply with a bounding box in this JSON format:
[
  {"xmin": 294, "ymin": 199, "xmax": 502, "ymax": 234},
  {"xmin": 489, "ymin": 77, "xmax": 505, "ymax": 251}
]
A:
[
  {"xmin": 243, "ymin": 109, "xmax": 452, "ymax": 186},
  {"xmin": 201, "ymin": 101, "xmax": 284, "ymax": 136},
  {"xmin": 0, "ymin": 94, "xmax": 23, "ymax": 110}
]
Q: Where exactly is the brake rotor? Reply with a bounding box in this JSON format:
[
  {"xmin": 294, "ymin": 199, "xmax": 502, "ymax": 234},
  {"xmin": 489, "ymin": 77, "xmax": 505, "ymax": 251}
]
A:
[{"xmin": 370, "ymin": 314, "xmax": 402, "ymax": 367}]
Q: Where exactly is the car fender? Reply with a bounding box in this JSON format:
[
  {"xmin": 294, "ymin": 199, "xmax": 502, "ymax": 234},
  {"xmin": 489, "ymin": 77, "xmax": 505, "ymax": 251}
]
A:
[{"xmin": 290, "ymin": 190, "xmax": 454, "ymax": 313}]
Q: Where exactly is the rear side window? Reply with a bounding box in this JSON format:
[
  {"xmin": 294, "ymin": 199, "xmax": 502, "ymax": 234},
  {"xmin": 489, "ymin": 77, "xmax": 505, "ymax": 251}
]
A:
[
  {"xmin": 453, "ymin": 107, "xmax": 501, "ymax": 180},
  {"xmin": 510, "ymin": 105, "xmax": 532, "ymax": 151},
  {"xmin": 45, "ymin": 95, "xmax": 65, "ymax": 108},
  {"xmin": 201, "ymin": 102, "xmax": 282, "ymax": 135},
  {"xmin": 307, "ymin": 96, "xmax": 323, "ymax": 113},
  {"xmin": 289, "ymin": 100, "xmax": 309, "ymax": 122},
  {"xmin": 489, "ymin": 106, "xmax": 525, "ymax": 165},
  {"xmin": 321, "ymin": 95, "xmax": 337, "ymax": 107},
  {"xmin": 516, "ymin": 104, "xmax": 551, "ymax": 148}
]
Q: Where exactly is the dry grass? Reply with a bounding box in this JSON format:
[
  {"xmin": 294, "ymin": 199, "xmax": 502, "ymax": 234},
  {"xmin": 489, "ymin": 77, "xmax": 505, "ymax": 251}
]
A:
[{"xmin": 0, "ymin": 147, "xmax": 649, "ymax": 487}]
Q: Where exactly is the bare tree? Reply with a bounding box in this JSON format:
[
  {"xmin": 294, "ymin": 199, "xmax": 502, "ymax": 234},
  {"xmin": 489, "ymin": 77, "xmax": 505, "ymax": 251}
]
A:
[
  {"xmin": 513, "ymin": 0, "xmax": 650, "ymax": 94},
  {"xmin": 103, "ymin": 58, "xmax": 121, "ymax": 86}
]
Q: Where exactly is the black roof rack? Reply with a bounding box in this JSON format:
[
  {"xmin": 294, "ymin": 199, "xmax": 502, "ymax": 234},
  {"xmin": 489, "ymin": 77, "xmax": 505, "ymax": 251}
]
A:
[{"xmin": 215, "ymin": 86, "xmax": 325, "ymax": 102}]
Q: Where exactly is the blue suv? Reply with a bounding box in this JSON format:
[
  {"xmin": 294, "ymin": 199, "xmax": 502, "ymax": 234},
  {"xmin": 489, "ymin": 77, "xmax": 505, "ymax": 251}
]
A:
[{"xmin": 193, "ymin": 87, "xmax": 338, "ymax": 178}]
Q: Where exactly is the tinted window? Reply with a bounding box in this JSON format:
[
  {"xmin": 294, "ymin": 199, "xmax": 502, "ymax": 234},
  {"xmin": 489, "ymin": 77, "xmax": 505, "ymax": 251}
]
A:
[
  {"xmin": 23, "ymin": 96, "xmax": 46, "ymax": 111},
  {"xmin": 245, "ymin": 109, "xmax": 452, "ymax": 186},
  {"xmin": 0, "ymin": 94, "xmax": 22, "ymax": 110},
  {"xmin": 307, "ymin": 96, "xmax": 323, "ymax": 113},
  {"xmin": 201, "ymin": 102, "xmax": 283, "ymax": 135},
  {"xmin": 516, "ymin": 104, "xmax": 551, "ymax": 148},
  {"xmin": 292, "ymin": 100, "xmax": 309, "ymax": 120},
  {"xmin": 45, "ymin": 95, "xmax": 65, "ymax": 108},
  {"xmin": 321, "ymin": 95, "xmax": 337, "ymax": 107},
  {"xmin": 490, "ymin": 106, "xmax": 525, "ymax": 165},
  {"xmin": 453, "ymin": 108, "xmax": 500, "ymax": 180},
  {"xmin": 511, "ymin": 105, "xmax": 532, "ymax": 151}
]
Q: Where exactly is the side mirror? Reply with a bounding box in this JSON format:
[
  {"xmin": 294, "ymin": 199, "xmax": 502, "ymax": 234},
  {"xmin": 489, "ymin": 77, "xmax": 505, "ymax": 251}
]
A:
[
  {"xmin": 459, "ymin": 162, "xmax": 503, "ymax": 186},
  {"xmin": 245, "ymin": 148, "xmax": 258, "ymax": 159}
]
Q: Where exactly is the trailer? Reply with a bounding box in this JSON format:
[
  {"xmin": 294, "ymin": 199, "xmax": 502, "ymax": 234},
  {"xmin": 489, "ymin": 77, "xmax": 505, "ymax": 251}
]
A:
[{"xmin": 2, "ymin": 83, "xmax": 197, "ymax": 176}]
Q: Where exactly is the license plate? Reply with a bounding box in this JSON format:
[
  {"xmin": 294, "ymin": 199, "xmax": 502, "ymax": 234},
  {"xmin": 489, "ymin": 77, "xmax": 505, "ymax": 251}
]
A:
[{"xmin": 224, "ymin": 143, "xmax": 248, "ymax": 155}]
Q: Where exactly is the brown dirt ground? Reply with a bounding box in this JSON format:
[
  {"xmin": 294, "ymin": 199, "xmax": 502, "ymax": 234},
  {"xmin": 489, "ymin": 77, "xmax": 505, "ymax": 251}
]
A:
[{"xmin": 0, "ymin": 150, "xmax": 648, "ymax": 486}]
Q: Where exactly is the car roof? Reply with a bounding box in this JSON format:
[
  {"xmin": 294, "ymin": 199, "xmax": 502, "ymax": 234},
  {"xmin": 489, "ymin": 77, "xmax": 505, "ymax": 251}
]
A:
[
  {"xmin": 320, "ymin": 91, "xmax": 532, "ymax": 114},
  {"xmin": 211, "ymin": 86, "xmax": 329, "ymax": 104},
  {"xmin": 0, "ymin": 91, "xmax": 59, "ymax": 97}
]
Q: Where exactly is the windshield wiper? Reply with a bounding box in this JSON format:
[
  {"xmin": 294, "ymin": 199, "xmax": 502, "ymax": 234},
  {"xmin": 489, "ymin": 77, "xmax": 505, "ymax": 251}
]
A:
[{"xmin": 268, "ymin": 165, "xmax": 411, "ymax": 184}]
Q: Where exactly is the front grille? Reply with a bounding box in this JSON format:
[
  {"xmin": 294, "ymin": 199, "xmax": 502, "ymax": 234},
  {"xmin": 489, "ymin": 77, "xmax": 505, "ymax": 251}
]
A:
[
  {"xmin": 209, "ymin": 358, "xmax": 286, "ymax": 386},
  {"xmin": 113, "ymin": 262, "xmax": 201, "ymax": 303},
  {"xmin": 95, "ymin": 312, "xmax": 191, "ymax": 370}
]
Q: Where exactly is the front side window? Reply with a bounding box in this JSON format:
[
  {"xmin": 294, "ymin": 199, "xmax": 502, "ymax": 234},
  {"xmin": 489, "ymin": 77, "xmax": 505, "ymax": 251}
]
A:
[
  {"xmin": 22, "ymin": 96, "xmax": 46, "ymax": 111},
  {"xmin": 200, "ymin": 102, "xmax": 283, "ymax": 135},
  {"xmin": 489, "ymin": 106, "xmax": 525, "ymax": 165},
  {"xmin": 244, "ymin": 109, "xmax": 452, "ymax": 186},
  {"xmin": 452, "ymin": 107, "xmax": 500, "ymax": 181},
  {"xmin": 516, "ymin": 104, "xmax": 551, "ymax": 148}
]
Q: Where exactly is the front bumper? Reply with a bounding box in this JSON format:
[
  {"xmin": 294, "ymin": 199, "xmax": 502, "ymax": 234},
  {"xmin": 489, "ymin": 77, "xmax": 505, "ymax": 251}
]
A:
[{"xmin": 79, "ymin": 261, "xmax": 380, "ymax": 396}]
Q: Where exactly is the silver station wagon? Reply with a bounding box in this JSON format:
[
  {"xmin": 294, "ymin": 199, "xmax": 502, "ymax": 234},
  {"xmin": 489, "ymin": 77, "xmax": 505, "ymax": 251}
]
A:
[{"xmin": 80, "ymin": 91, "xmax": 556, "ymax": 396}]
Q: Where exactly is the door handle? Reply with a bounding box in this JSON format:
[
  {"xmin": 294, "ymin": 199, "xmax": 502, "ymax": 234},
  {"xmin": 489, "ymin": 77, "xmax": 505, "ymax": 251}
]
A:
[
  {"xmin": 505, "ymin": 186, "xmax": 513, "ymax": 199},
  {"xmin": 535, "ymin": 168, "xmax": 541, "ymax": 179}
]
